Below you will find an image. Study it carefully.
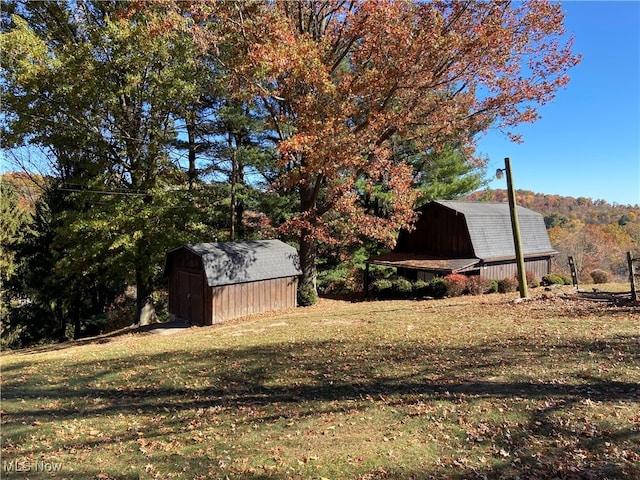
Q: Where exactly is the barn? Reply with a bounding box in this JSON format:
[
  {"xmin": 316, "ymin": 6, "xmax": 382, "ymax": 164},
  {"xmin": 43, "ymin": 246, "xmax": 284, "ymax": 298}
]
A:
[
  {"xmin": 368, "ymin": 200, "xmax": 557, "ymax": 285},
  {"xmin": 164, "ymin": 240, "xmax": 301, "ymax": 325}
]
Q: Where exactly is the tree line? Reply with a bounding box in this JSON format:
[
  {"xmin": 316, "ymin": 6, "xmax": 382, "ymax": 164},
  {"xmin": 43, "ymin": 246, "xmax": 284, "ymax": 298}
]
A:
[{"xmin": 1, "ymin": 1, "xmax": 580, "ymax": 347}]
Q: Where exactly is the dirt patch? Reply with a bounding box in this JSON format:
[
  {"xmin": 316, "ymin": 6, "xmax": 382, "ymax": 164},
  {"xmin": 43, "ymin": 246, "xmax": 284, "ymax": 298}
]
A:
[{"xmin": 509, "ymin": 289, "xmax": 639, "ymax": 319}]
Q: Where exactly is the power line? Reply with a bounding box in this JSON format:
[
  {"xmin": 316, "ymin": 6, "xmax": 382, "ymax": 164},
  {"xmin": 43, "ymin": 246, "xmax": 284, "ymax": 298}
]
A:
[{"xmin": 56, "ymin": 187, "xmax": 148, "ymax": 196}]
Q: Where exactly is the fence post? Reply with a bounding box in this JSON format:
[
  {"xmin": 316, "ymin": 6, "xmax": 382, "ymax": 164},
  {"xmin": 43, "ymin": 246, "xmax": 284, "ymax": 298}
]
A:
[
  {"xmin": 364, "ymin": 261, "xmax": 370, "ymax": 299},
  {"xmin": 568, "ymin": 256, "xmax": 579, "ymax": 290},
  {"xmin": 628, "ymin": 252, "xmax": 638, "ymax": 303}
]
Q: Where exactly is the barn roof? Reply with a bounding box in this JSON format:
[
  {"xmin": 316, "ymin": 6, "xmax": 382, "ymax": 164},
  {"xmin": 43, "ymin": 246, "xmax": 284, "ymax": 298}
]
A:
[
  {"xmin": 166, "ymin": 240, "xmax": 301, "ymax": 287},
  {"xmin": 431, "ymin": 200, "xmax": 557, "ymax": 260}
]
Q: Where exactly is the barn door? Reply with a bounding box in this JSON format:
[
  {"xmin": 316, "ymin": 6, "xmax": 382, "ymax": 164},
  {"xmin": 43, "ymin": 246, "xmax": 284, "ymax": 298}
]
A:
[{"xmin": 176, "ymin": 270, "xmax": 204, "ymax": 325}]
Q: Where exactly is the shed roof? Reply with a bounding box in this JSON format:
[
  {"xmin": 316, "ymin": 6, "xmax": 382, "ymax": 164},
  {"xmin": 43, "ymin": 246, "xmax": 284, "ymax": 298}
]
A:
[
  {"xmin": 432, "ymin": 200, "xmax": 557, "ymax": 261},
  {"xmin": 166, "ymin": 240, "xmax": 301, "ymax": 287}
]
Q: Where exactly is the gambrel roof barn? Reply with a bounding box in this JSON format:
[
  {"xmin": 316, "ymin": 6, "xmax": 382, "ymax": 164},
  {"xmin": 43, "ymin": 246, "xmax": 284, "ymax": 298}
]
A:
[{"xmin": 369, "ymin": 200, "xmax": 557, "ymax": 282}]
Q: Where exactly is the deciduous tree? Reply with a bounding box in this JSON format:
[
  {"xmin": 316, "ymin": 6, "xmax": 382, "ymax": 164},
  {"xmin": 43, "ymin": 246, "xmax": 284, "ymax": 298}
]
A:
[
  {"xmin": 2, "ymin": 1, "xmax": 207, "ymax": 323},
  {"xmin": 202, "ymin": 0, "xmax": 580, "ymax": 293}
]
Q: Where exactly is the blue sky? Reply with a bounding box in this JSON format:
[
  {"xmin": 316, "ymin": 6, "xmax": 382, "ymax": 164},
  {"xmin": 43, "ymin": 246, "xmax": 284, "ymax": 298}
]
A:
[{"xmin": 476, "ymin": 1, "xmax": 640, "ymax": 206}]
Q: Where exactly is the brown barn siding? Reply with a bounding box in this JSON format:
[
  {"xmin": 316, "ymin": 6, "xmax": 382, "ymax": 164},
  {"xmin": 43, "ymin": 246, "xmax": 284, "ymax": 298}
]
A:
[
  {"xmin": 399, "ymin": 206, "xmax": 473, "ymax": 257},
  {"xmin": 204, "ymin": 285, "xmax": 213, "ymax": 324},
  {"xmin": 480, "ymin": 257, "xmax": 551, "ymax": 281},
  {"xmin": 481, "ymin": 262, "xmax": 518, "ymax": 281},
  {"xmin": 525, "ymin": 257, "xmax": 553, "ymax": 280},
  {"xmin": 209, "ymin": 277, "xmax": 298, "ymax": 325}
]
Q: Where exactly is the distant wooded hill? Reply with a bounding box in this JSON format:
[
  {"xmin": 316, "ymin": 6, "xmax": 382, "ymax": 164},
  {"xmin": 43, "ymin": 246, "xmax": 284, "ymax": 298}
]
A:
[
  {"xmin": 465, "ymin": 189, "xmax": 640, "ymax": 281},
  {"xmin": 1, "ymin": 172, "xmax": 43, "ymax": 213}
]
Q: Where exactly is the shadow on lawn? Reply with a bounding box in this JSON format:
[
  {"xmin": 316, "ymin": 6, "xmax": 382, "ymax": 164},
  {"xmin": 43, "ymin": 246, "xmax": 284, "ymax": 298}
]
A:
[
  {"xmin": 3, "ymin": 334, "xmax": 639, "ymax": 479},
  {"xmin": 8, "ymin": 319, "xmax": 192, "ymax": 357}
]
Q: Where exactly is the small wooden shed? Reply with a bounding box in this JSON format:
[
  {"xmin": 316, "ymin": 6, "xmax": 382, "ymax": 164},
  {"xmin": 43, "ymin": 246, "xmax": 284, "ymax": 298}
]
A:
[
  {"xmin": 164, "ymin": 240, "xmax": 301, "ymax": 325},
  {"xmin": 368, "ymin": 200, "xmax": 557, "ymax": 283}
]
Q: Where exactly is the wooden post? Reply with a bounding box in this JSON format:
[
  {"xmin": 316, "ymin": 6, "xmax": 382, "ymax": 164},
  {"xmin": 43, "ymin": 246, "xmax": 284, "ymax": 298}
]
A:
[
  {"xmin": 364, "ymin": 261, "xmax": 370, "ymax": 299},
  {"xmin": 568, "ymin": 256, "xmax": 579, "ymax": 290},
  {"xmin": 628, "ymin": 252, "xmax": 638, "ymax": 303},
  {"xmin": 504, "ymin": 158, "xmax": 528, "ymax": 298}
]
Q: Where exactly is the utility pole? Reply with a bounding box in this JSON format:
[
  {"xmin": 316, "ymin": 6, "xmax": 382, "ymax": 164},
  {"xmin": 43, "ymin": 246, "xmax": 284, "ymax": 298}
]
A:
[{"xmin": 497, "ymin": 157, "xmax": 528, "ymax": 298}]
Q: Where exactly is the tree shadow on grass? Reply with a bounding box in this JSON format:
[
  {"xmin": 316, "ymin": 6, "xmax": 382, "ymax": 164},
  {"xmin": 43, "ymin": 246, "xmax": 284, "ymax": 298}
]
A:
[
  {"xmin": 5, "ymin": 319, "xmax": 193, "ymax": 359},
  {"xmin": 2, "ymin": 334, "xmax": 639, "ymax": 479}
]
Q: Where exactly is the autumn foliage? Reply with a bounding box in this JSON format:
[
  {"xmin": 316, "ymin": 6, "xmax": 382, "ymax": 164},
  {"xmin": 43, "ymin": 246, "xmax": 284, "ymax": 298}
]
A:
[
  {"xmin": 201, "ymin": 0, "xmax": 580, "ymax": 290},
  {"xmin": 444, "ymin": 273, "xmax": 468, "ymax": 297},
  {"xmin": 1, "ymin": 0, "xmax": 582, "ymax": 322}
]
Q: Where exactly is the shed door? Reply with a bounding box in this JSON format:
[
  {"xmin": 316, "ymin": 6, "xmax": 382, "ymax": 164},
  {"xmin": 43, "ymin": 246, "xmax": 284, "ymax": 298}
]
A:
[
  {"xmin": 177, "ymin": 270, "xmax": 204, "ymax": 325},
  {"xmin": 188, "ymin": 272, "xmax": 204, "ymax": 325}
]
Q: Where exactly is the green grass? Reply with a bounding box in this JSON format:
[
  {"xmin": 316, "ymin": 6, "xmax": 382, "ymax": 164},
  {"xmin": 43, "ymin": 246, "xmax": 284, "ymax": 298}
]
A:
[{"xmin": 1, "ymin": 290, "xmax": 639, "ymax": 479}]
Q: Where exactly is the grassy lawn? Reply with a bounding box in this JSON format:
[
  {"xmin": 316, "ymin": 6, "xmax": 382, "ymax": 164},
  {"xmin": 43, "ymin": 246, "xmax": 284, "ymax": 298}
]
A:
[{"xmin": 1, "ymin": 288, "xmax": 639, "ymax": 479}]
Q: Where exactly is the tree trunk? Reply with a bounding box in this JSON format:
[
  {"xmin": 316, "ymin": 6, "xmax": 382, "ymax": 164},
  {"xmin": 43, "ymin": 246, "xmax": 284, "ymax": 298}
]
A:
[
  {"xmin": 186, "ymin": 111, "xmax": 197, "ymax": 190},
  {"xmin": 73, "ymin": 291, "xmax": 82, "ymax": 339},
  {"xmin": 56, "ymin": 303, "xmax": 67, "ymax": 341},
  {"xmin": 73, "ymin": 309, "xmax": 82, "ymax": 339},
  {"xmin": 298, "ymin": 227, "xmax": 317, "ymax": 293},
  {"xmin": 298, "ymin": 173, "xmax": 319, "ymax": 295},
  {"xmin": 134, "ymin": 265, "xmax": 157, "ymax": 326},
  {"xmin": 139, "ymin": 294, "xmax": 158, "ymax": 326},
  {"xmin": 230, "ymin": 147, "xmax": 237, "ymax": 241},
  {"xmin": 135, "ymin": 266, "xmax": 144, "ymax": 325}
]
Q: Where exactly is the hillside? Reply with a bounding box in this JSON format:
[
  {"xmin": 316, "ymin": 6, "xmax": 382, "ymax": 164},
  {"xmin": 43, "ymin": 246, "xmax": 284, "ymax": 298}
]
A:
[
  {"xmin": 1, "ymin": 292, "xmax": 639, "ymax": 479},
  {"xmin": 465, "ymin": 189, "xmax": 640, "ymax": 226},
  {"xmin": 0, "ymin": 172, "xmax": 44, "ymax": 213}
]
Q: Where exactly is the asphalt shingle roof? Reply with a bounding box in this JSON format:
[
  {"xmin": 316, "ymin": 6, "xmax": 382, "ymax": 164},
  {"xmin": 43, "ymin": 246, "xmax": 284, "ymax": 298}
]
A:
[
  {"xmin": 435, "ymin": 200, "xmax": 557, "ymax": 260},
  {"xmin": 173, "ymin": 240, "xmax": 301, "ymax": 287}
]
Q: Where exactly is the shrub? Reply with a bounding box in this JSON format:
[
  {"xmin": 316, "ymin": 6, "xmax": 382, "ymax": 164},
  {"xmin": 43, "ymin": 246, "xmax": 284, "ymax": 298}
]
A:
[
  {"xmin": 392, "ymin": 278, "xmax": 413, "ymax": 298},
  {"xmin": 412, "ymin": 280, "xmax": 430, "ymax": 297},
  {"xmin": 466, "ymin": 276, "xmax": 493, "ymax": 295},
  {"xmin": 317, "ymin": 266, "xmax": 349, "ymax": 295},
  {"xmin": 297, "ymin": 284, "xmax": 318, "ymax": 306},
  {"xmin": 371, "ymin": 279, "xmax": 393, "ymax": 299},
  {"xmin": 526, "ymin": 271, "xmax": 539, "ymax": 288},
  {"xmin": 444, "ymin": 273, "xmax": 468, "ymax": 297},
  {"xmin": 84, "ymin": 314, "xmax": 108, "ymax": 337},
  {"xmin": 498, "ymin": 277, "xmax": 519, "ymax": 293},
  {"xmin": 590, "ymin": 269, "xmax": 611, "ymax": 284},
  {"xmin": 542, "ymin": 273, "xmax": 573, "ymax": 286},
  {"xmin": 559, "ymin": 274, "xmax": 573, "ymax": 285},
  {"xmin": 488, "ymin": 279, "xmax": 500, "ymax": 293},
  {"xmin": 541, "ymin": 274, "xmax": 565, "ymax": 286},
  {"xmin": 426, "ymin": 277, "xmax": 448, "ymax": 299},
  {"xmin": 105, "ymin": 294, "xmax": 137, "ymax": 331}
]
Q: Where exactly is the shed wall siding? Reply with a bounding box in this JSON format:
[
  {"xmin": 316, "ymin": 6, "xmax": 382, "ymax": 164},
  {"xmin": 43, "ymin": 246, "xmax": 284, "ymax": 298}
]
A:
[{"xmin": 209, "ymin": 277, "xmax": 298, "ymax": 324}]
